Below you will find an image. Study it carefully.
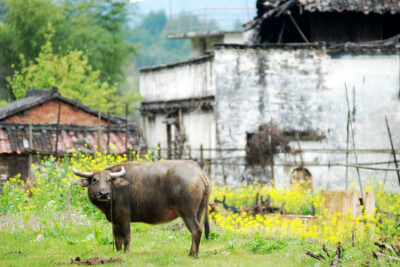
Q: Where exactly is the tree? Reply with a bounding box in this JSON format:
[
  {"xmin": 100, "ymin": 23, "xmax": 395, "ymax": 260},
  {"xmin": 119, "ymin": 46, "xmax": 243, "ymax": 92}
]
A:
[
  {"xmin": 61, "ymin": 0, "xmax": 136, "ymax": 83},
  {"xmin": 126, "ymin": 11, "xmax": 195, "ymax": 68},
  {"xmin": 7, "ymin": 29, "xmax": 119, "ymax": 113},
  {"xmin": 0, "ymin": 0, "xmax": 136, "ymax": 99}
]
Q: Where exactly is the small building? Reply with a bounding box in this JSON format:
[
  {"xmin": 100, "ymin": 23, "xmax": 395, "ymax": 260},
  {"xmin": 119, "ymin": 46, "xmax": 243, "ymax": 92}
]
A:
[
  {"xmin": 0, "ymin": 88, "xmax": 142, "ymax": 183},
  {"xmin": 139, "ymin": 0, "xmax": 400, "ymax": 188}
]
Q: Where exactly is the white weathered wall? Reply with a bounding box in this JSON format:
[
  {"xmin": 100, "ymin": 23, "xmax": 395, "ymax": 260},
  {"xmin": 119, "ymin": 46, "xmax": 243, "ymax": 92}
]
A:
[
  {"xmin": 139, "ymin": 44, "xmax": 400, "ymax": 189},
  {"xmin": 140, "ymin": 57, "xmax": 215, "ymax": 102},
  {"xmin": 142, "ymin": 110, "xmax": 216, "ymax": 160},
  {"xmin": 223, "ymin": 32, "xmax": 244, "ymax": 44},
  {"xmin": 191, "ymin": 36, "xmax": 224, "ymax": 57},
  {"xmin": 213, "ymin": 46, "xmax": 400, "ymax": 188}
]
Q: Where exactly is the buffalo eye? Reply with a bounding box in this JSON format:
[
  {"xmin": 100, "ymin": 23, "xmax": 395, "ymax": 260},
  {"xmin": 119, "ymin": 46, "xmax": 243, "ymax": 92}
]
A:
[
  {"xmin": 92, "ymin": 178, "xmax": 97, "ymax": 182},
  {"xmin": 108, "ymin": 178, "xmax": 112, "ymax": 183}
]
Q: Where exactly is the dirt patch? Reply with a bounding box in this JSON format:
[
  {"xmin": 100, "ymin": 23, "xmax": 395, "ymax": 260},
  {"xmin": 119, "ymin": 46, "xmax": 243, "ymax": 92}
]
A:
[
  {"xmin": 63, "ymin": 257, "xmax": 121, "ymax": 265},
  {"xmin": 5, "ymin": 251, "xmax": 23, "ymax": 255}
]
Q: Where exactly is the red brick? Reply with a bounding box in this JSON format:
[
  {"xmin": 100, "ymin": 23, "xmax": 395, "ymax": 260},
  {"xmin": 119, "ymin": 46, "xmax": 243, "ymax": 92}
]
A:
[{"xmin": 5, "ymin": 100, "xmax": 107, "ymax": 125}]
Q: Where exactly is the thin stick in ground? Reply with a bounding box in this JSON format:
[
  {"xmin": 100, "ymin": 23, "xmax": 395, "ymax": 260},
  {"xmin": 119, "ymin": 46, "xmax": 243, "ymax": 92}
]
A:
[
  {"xmin": 345, "ymin": 85, "xmax": 365, "ymax": 207},
  {"xmin": 374, "ymin": 241, "xmax": 395, "ymax": 253},
  {"xmin": 330, "ymin": 242, "xmax": 343, "ymax": 267},
  {"xmin": 373, "ymin": 251, "xmax": 400, "ymax": 262},
  {"xmin": 305, "ymin": 250, "xmax": 322, "ymax": 261},
  {"xmin": 385, "ymin": 116, "xmax": 400, "ymax": 187},
  {"xmin": 323, "ymin": 244, "xmax": 331, "ymax": 258}
]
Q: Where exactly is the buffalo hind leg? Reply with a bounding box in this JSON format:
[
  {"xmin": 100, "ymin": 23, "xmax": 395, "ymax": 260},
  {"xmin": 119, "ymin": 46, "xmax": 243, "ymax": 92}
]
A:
[
  {"xmin": 182, "ymin": 216, "xmax": 202, "ymax": 258},
  {"xmin": 112, "ymin": 221, "xmax": 131, "ymax": 253}
]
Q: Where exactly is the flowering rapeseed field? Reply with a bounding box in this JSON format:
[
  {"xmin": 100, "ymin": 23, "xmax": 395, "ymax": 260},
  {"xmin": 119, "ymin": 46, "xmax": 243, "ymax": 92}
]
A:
[{"xmin": 1, "ymin": 150, "xmax": 399, "ymax": 249}]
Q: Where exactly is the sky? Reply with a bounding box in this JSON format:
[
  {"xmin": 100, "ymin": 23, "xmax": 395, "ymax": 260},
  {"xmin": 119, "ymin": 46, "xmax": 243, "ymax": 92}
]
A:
[{"xmin": 136, "ymin": 0, "xmax": 257, "ymax": 31}]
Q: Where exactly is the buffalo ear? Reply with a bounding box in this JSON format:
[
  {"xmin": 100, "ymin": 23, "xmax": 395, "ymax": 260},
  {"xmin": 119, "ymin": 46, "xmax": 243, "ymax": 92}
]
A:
[
  {"xmin": 113, "ymin": 178, "xmax": 129, "ymax": 187},
  {"xmin": 75, "ymin": 179, "xmax": 90, "ymax": 187}
]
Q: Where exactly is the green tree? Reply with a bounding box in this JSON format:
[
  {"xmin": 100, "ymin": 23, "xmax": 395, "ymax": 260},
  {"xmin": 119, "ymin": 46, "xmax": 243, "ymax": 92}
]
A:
[
  {"xmin": 126, "ymin": 11, "xmax": 191, "ymax": 68},
  {"xmin": 7, "ymin": 29, "xmax": 119, "ymax": 113},
  {"xmin": 0, "ymin": 0, "xmax": 136, "ymax": 100}
]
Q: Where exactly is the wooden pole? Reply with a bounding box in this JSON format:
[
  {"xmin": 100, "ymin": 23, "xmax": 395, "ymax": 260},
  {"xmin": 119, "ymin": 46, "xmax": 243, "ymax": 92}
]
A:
[
  {"xmin": 385, "ymin": 116, "xmax": 400, "ymax": 186},
  {"xmin": 55, "ymin": 101, "xmax": 61, "ymax": 156},
  {"xmin": 167, "ymin": 124, "xmax": 172, "ymax": 159},
  {"xmin": 277, "ymin": 20, "xmax": 286, "ymax": 43},
  {"xmin": 97, "ymin": 111, "xmax": 101, "ymax": 152},
  {"xmin": 383, "ymin": 154, "xmax": 392, "ymax": 185},
  {"xmin": 345, "ymin": 110, "xmax": 350, "ymax": 190},
  {"xmin": 28, "ymin": 118, "xmax": 33, "ymax": 182},
  {"xmin": 269, "ymin": 132, "xmax": 275, "ymax": 185},
  {"xmin": 200, "ymin": 144, "xmax": 204, "ymax": 169},
  {"xmin": 106, "ymin": 113, "xmax": 110, "ymax": 153},
  {"xmin": 345, "ymin": 85, "xmax": 365, "ymax": 207},
  {"xmin": 158, "ymin": 142, "xmax": 161, "ymax": 160},
  {"xmin": 125, "ymin": 104, "xmax": 128, "ymax": 152},
  {"xmin": 286, "ymin": 11, "xmax": 309, "ymax": 43},
  {"xmin": 136, "ymin": 126, "xmax": 141, "ymax": 159},
  {"xmin": 178, "ymin": 108, "xmax": 184, "ymax": 159}
]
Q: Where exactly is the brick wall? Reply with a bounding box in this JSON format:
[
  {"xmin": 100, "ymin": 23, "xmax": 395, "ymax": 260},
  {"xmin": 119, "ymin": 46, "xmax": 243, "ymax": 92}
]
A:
[{"xmin": 4, "ymin": 100, "xmax": 107, "ymax": 125}]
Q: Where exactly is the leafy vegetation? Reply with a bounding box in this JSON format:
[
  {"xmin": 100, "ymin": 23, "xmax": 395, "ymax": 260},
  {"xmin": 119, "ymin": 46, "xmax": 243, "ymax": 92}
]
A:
[
  {"xmin": 7, "ymin": 27, "xmax": 121, "ymax": 112},
  {"xmin": 126, "ymin": 10, "xmax": 190, "ymax": 69},
  {"xmin": 0, "ymin": 151, "xmax": 399, "ymax": 265},
  {"xmin": 0, "ymin": 0, "xmax": 136, "ymax": 104}
]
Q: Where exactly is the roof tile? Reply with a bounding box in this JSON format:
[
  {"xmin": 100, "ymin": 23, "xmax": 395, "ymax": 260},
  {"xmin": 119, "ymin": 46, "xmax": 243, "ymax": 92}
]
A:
[{"xmin": 0, "ymin": 123, "xmax": 144, "ymax": 155}]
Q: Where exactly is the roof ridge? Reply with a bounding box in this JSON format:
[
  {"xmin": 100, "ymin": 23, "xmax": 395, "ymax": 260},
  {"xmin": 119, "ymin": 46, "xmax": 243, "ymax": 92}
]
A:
[{"xmin": 0, "ymin": 88, "xmax": 125, "ymax": 123}]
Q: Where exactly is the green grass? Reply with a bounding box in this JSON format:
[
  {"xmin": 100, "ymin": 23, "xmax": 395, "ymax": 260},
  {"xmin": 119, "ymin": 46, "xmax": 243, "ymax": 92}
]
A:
[{"xmin": 0, "ymin": 217, "xmax": 394, "ymax": 267}]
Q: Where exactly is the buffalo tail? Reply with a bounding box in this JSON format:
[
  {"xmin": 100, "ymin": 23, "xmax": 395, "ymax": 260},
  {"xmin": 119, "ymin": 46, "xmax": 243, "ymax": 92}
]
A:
[{"xmin": 201, "ymin": 173, "xmax": 211, "ymax": 240}]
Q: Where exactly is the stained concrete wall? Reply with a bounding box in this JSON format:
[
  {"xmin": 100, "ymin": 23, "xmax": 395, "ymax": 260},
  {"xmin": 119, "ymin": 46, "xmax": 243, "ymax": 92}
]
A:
[
  {"xmin": 213, "ymin": 45, "xmax": 400, "ymax": 188},
  {"xmin": 139, "ymin": 44, "xmax": 400, "ymax": 189},
  {"xmin": 140, "ymin": 57, "xmax": 215, "ymax": 102},
  {"xmin": 142, "ymin": 110, "xmax": 216, "ymax": 160}
]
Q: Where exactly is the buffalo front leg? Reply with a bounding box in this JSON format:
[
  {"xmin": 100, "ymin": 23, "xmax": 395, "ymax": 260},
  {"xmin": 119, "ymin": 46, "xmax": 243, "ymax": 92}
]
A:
[
  {"xmin": 112, "ymin": 221, "xmax": 131, "ymax": 253},
  {"xmin": 182, "ymin": 216, "xmax": 203, "ymax": 258}
]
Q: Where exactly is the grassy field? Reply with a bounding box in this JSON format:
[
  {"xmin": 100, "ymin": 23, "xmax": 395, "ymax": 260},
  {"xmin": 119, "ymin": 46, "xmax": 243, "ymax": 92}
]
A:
[
  {"xmin": 0, "ymin": 218, "xmax": 385, "ymax": 266},
  {"xmin": 1, "ymin": 153, "xmax": 400, "ymax": 266}
]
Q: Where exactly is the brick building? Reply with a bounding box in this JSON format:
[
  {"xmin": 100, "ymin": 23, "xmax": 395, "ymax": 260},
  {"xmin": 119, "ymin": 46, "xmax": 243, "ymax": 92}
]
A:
[{"xmin": 0, "ymin": 88, "xmax": 142, "ymax": 184}]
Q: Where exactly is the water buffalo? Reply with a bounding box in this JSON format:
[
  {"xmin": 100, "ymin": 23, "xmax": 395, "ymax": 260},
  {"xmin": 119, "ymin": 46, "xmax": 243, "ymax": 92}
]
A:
[{"xmin": 73, "ymin": 160, "xmax": 211, "ymax": 258}]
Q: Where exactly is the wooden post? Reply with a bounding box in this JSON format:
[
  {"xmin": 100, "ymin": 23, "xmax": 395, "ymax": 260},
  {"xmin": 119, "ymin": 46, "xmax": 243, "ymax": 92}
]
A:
[
  {"xmin": 158, "ymin": 142, "xmax": 161, "ymax": 160},
  {"xmin": 167, "ymin": 124, "xmax": 172, "ymax": 159},
  {"xmin": 200, "ymin": 144, "xmax": 204, "ymax": 169},
  {"xmin": 188, "ymin": 145, "xmax": 192, "ymax": 160},
  {"xmin": 136, "ymin": 126, "xmax": 141, "ymax": 158},
  {"xmin": 97, "ymin": 111, "xmax": 101, "ymax": 152},
  {"xmin": 286, "ymin": 11, "xmax": 309, "ymax": 43},
  {"xmin": 269, "ymin": 132, "xmax": 274, "ymax": 185},
  {"xmin": 385, "ymin": 116, "xmax": 400, "ymax": 186},
  {"xmin": 345, "ymin": 110, "xmax": 350, "ymax": 190},
  {"xmin": 125, "ymin": 104, "xmax": 128, "ymax": 152},
  {"xmin": 178, "ymin": 108, "xmax": 184, "ymax": 159},
  {"xmin": 277, "ymin": 20, "xmax": 286, "ymax": 43},
  {"xmin": 55, "ymin": 101, "xmax": 61, "ymax": 156},
  {"xmin": 106, "ymin": 113, "xmax": 110, "ymax": 153},
  {"xmin": 28, "ymin": 118, "xmax": 33, "ymax": 181},
  {"xmin": 383, "ymin": 154, "xmax": 392, "ymax": 185},
  {"xmin": 345, "ymin": 85, "xmax": 365, "ymax": 207}
]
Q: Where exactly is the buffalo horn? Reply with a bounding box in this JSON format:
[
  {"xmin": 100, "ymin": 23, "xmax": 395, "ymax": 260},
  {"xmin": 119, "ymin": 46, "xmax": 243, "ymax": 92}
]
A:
[
  {"xmin": 110, "ymin": 167, "xmax": 126, "ymax": 178},
  {"xmin": 72, "ymin": 167, "xmax": 94, "ymax": 178}
]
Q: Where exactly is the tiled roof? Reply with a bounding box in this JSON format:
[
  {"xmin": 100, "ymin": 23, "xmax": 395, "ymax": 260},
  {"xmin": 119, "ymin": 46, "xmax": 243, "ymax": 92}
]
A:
[
  {"xmin": 297, "ymin": 0, "xmax": 400, "ymax": 14},
  {"xmin": 0, "ymin": 88, "xmax": 125, "ymax": 123},
  {"xmin": 262, "ymin": 0, "xmax": 400, "ymax": 15},
  {"xmin": 246, "ymin": 0, "xmax": 400, "ymax": 29},
  {"xmin": 0, "ymin": 122, "xmax": 144, "ymax": 154}
]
